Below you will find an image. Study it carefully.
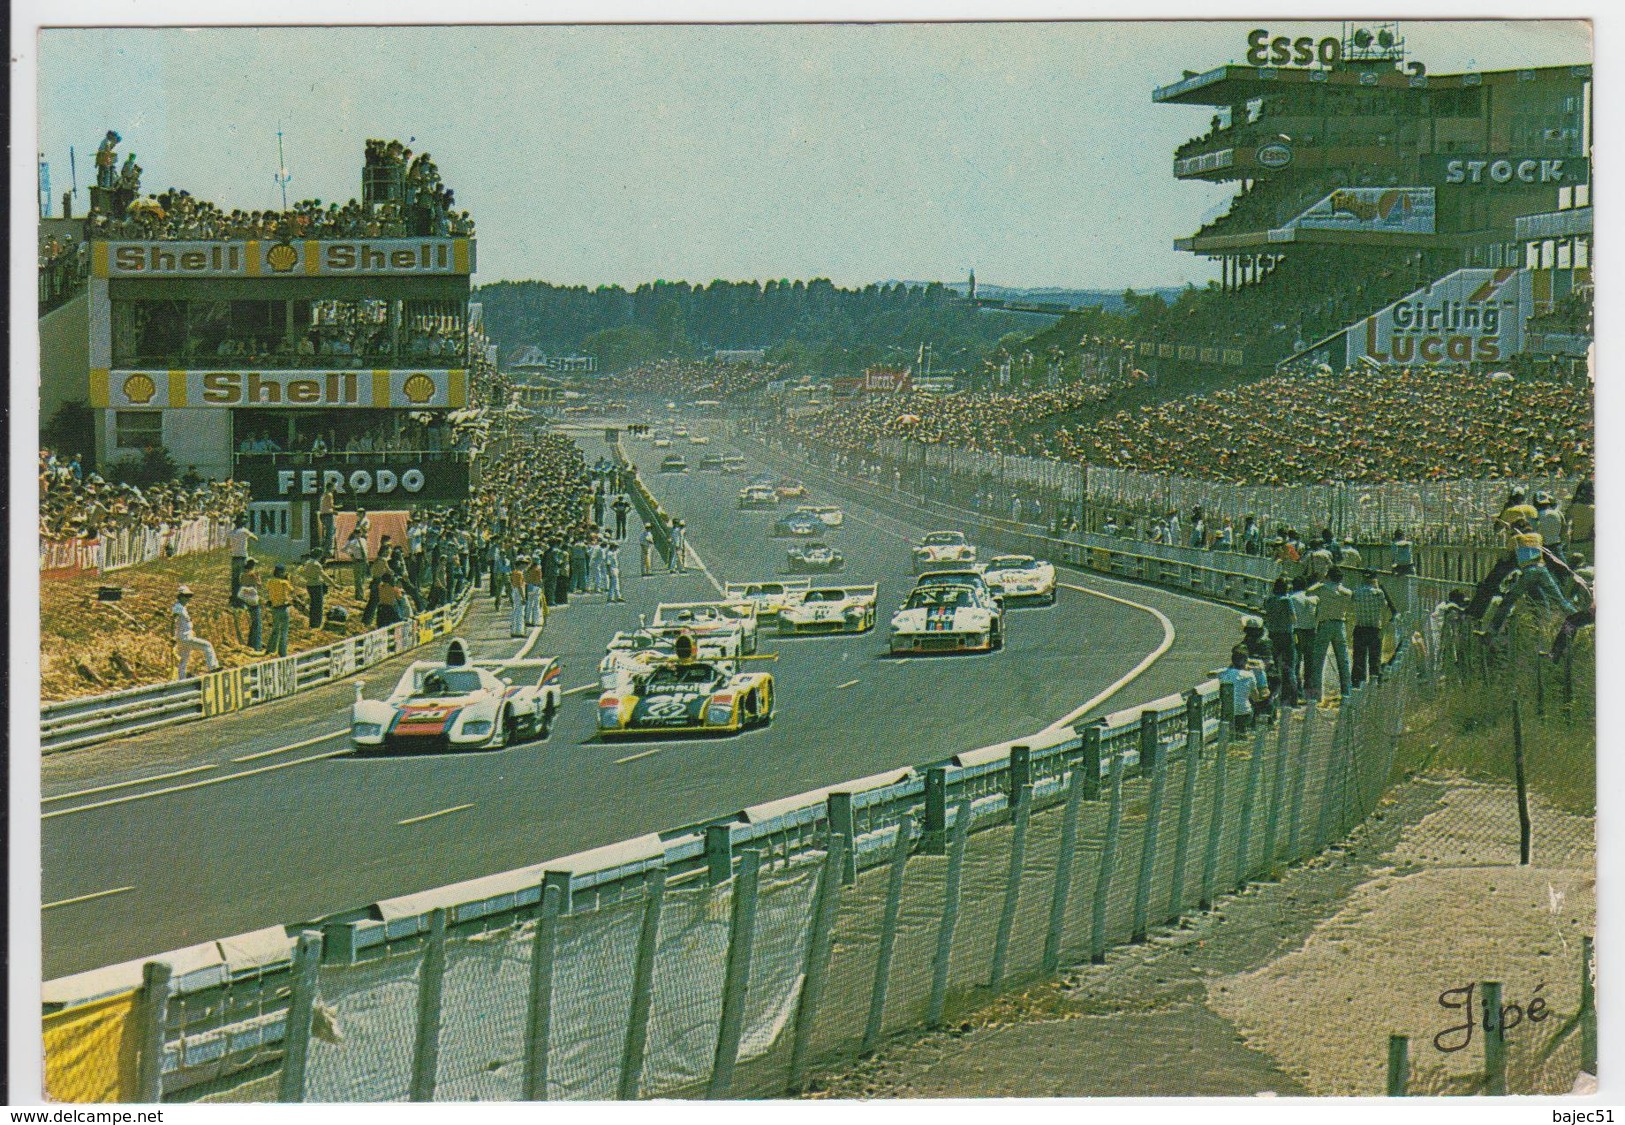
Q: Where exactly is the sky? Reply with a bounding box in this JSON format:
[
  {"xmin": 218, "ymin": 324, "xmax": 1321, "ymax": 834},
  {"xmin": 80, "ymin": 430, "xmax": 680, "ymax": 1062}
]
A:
[{"xmin": 37, "ymin": 19, "xmax": 1590, "ymax": 291}]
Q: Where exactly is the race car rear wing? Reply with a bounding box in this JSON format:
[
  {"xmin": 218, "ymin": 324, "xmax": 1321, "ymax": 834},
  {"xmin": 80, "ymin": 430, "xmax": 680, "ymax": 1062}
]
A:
[
  {"xmin": 725, "ymin": 579, "xmax": 811, "ymax": 601},
  {"xmin": 655, "ymin": 600, "xmax": 759, "ymax": 624},
  {"xmin": 811, "ymin": 583, "xmax": 878, "ymax": 606},
  {"xmin": 471, "ymin": 657, "xmax": 562, "ymax": 689}
]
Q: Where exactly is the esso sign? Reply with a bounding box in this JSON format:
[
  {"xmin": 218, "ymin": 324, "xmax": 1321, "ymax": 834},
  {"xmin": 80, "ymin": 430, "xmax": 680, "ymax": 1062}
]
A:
[{"xmin": 1247, "ymin": 30, "xmax": 1342, "ymax": 68}]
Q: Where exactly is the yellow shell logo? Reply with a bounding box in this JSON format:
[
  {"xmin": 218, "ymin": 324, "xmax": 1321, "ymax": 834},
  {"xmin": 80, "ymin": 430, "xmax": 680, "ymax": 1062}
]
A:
[
  {"xmin": 266, "ymin": 242, "xmax": 299, "ymax": 273},
  {"xmin": 122, "ymin": 373, "xmax": 157, "ymax": 405},
  {"xmin": 402, "ymin": 373, "xmax": 437, "ymax": 404}
]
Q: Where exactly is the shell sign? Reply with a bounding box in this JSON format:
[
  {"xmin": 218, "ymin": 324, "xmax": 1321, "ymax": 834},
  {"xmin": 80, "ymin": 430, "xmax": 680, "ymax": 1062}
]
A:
[{"xmin": 91, "ymin": 368, "xmax": 468, "ymax": 409}]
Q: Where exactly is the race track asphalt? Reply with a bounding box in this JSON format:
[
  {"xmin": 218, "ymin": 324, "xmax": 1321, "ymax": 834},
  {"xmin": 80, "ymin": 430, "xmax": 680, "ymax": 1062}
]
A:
[{"xmin": 40, "ymin": 422, "xmax": 1241, "ymax": 979}]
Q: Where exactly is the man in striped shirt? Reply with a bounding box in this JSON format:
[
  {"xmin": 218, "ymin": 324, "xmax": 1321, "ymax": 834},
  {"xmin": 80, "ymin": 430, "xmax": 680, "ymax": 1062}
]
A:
[{"xmin": 1350, "ymin": 570, "xmax": 1397, "ymax": 688}]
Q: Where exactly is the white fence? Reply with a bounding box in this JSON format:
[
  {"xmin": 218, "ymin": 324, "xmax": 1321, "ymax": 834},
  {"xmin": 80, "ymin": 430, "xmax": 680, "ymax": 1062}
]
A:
[{"xmin": 39, "ymin": 517, "xmax": 234, "ymax": 577}]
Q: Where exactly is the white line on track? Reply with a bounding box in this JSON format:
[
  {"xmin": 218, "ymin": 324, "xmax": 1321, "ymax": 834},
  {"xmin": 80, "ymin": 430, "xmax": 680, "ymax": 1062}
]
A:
[
  {"xmin": 232, "ymin": 729, "xmax": 347, "ymax": 763},
  {"xmin": 43, "ymin": 764, "xmax": 216, "ymax": 804},
  {"xmin": 512, "ymin": 623, "xmax": 545, "ymax": 659},
  {"xmin": 836, "ymin": 678, "xmax": 861, "ymax": 689},
  {"xmin": 681, "ymin": 541, "xmax": 728, "ymax": 598},
  {"xmin": 397, "ymin": 803, "xmax": 475, "ymax": 827},
  {"xmin": 1038, "ymin": 583, "xmax": 1177, "ymax": 735},
  {"xmin": 614, "ymin": 746, "xmax": 665, "ymax": 765},
  {"xmin": 563, "ymin": 683, "xmax": 599, "ymax": 696},
  {"xmin": 43, "ymin": 886, "xmax": 136, "ymax": 910},
  {"xmin": 43, "ymin": 748, "xmax": 352, "ymax": 820}
]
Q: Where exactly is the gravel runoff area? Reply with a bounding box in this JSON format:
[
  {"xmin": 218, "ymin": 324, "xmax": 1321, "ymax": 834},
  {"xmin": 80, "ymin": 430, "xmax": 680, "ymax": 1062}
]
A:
[{"xmin": 801, "ymin": 776, "xmax": 1594, "ymax": 1099}]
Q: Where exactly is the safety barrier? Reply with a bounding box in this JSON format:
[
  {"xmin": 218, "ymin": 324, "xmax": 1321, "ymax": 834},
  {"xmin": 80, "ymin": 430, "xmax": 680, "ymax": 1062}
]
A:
[
  {"xmin": 41, "ymin": 484, "xmax": 1428, "ymax": 1101},
  {"xmin": 39, "ymin": 588, "xmax": 474, "ymax": 755},
  {"xmin": 39, "ymin": 516, "xmax": 234, "ymax": 578},
  {"xmin": 610, "ymin": 440, "xmax": 678, "ymax": 566}
]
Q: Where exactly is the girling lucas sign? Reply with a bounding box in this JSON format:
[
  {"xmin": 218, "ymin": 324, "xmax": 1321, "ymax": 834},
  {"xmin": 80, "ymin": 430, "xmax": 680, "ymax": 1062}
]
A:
[{"xmin": 1347, "ymin": 267, "xmax": 1530, "ymax": 368}]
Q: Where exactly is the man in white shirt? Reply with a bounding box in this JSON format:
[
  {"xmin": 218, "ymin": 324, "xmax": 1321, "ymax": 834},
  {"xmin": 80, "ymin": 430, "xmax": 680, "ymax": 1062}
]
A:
[
  {"xmin": 228, "ymin": 518, "xmax": 257, "ymax": 603},
  {"xmin": 173, "ymin": 585, "xmax": 220, "ymax": 679}
]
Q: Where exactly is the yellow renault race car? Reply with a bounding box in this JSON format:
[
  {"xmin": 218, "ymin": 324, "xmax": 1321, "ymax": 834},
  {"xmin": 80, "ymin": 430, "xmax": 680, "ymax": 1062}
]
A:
[{"xmin": 597, "ymin": 657, "xmax": 775, "ymax": 737}]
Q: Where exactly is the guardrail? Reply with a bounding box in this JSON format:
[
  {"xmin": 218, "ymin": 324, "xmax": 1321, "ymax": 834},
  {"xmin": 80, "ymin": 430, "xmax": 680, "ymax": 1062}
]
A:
[
  {"xmin": 40, "ymin": 588, "xmax": 475, "ymax": 754},
  {"xmin": 42, "ymin": 465, "xmax": 1429, "ymax": 1103},
  {"xmin": 611, "ymin": 440, "xmax": 678, "ymax": 566}
]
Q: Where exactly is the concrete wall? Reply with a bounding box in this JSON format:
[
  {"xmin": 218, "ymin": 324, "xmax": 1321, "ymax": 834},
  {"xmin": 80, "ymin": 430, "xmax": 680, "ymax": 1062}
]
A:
[{"xmin": 38, "ymin": 292, "xmax": 89, "ymax": 432}]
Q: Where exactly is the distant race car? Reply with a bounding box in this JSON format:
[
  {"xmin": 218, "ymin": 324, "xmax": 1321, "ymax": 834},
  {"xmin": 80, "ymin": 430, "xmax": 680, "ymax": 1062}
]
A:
[
  {"xmin": 721, "ymin": 455, "xmax": 748, "ymax": 474},
  {"xmin": 787, "ymin": 541, "xmax": 845, "ymax": 573},
  {"xmin": 673, "ymin": 427, "xmax": 690, "ymax": 438},
  {"xmin": 738, "ymin": 484, "xmax": 780, "ymax": 509},
  {"xmin": 653, "ymin": 600, "xmax": 760, "ymax": 655},
  {"xmin": 599, "ymin": 628, "xmax": 735, "ymax": 693},
  {"xmin": 889, "ymin": 580, "xmax": 1003, "ymax": 655},
  {"xmin": 724, "ymin": 579, "xmax": 811, "ymax": 618},
  {"xmin": 653, "ymin": 437, "xmax": 672, "ymax": 448},
  {"xmin": 981, "ymin": 554, "xmax": 1058, "ymax": 605},
  {"xmin": 659, "ymin": 454, "xmax": 689, "ymax": 473},
  {"xmin": 351, "ymin": 638, "xmax": 562, "ymax": 753},
  {"xmin": 778, "ymin": 584, "xmax": 878, "ymax": 635},
  {"xmin": 699, "ymin": 454, "xmax": 726, "ymax": 471},
  {"xmin": 773, "ymin": 511, "xmax": 824, "ymax": 537},
  {"xmin": 775, "ymin": 479, "xmax": 808, "ymax": 499},
  {"xmin": 598, "ymin": 658, "xmax": 774, "ymax": 737},
  {"xmin": 911, "ymin": 531, "xmax": 976, "ymax": 572},
  {"xmin": 690, "ymin": 435, "xmax": 711, "ymax": 445},
  {"xmin": 797, "ymin": 504, "xmax": 844, "ymax": 528}
]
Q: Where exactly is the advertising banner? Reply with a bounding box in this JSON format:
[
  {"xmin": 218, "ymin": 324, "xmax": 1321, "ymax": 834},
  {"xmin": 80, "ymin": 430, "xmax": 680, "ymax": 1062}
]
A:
[
  {"xmin": 92, "ymin": 368, "xmax": 467, "ymax": 410},
  {"xmin": 236, "ymin": 458, "xmax": 471, "ymax": 504},
  {"xmin": 1422, "ymin": 156, "xmax": 1588, "ymax": 188},
  {"xmin": 1287, "ymin": 187, "xmax": 1436, "ymax": 234},
  {"xmin": 93, "ymin": 237, "xmax": 474, "ymax": 278},
  {"xmin": 1345, "ymin": 267, "xmax": 1530, "ymax": 368}
]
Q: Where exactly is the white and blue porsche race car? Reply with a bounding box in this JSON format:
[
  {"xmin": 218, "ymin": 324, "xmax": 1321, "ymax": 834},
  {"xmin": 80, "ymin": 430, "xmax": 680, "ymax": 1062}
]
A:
[
  {"xmin": 981, "ymin": 554, "xmax": 1058, "ymax": 605},
  {"xmin": 888, "ymin": 579, "xmax": 1003, "ymax": 654}
]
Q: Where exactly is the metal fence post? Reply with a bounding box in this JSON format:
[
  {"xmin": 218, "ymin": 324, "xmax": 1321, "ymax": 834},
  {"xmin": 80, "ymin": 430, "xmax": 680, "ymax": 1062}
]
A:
[
  {"xmin": 1080, "ymin": 724, "xmax": 1103, "ymax": 799},
  {"xmin": 922, "ymin": 767, "xmax": 949, "ymax": 855},
  {"xmin": 1261, "ymin": 713, "xmax": 1292, "ymax": 880},
  {"xmin": 1234, "ymin": 722, "xmax": 1269, "ymax": 889},
  {"xmin": 1481, "ymin": 980, "xmax": 1506, "ymax": 1096},
  {"xmin": 990, "ymin": 783, "xmax": 1032, "ymax": 989},
  {"xmin": 617, "ymin": 868, "xmax": 668, "ymax": 1100},
  {"xmin": 708, "ymin": 848, "xmax": 762, "ymax": 1099},
  {"xmin": 1286, "ymin": 702, "xmax": 1315, "ymax": 862},
  {"xmin": 1386, "ymin": 1034, "xmax": 1409, "ymax": 1096},
  {"xmin": 409, "ymin": 908, "xmax": 448, "ymax": 1102},
  {"xmin": 1090, "ymin": 750, "xmax": 1125, "ymax": 963},
  {"xmin": 1131, "ymin": 711, "xmax": 1166, "ymax": 942},
  {"xmin": 136, "ymin": 960, "xmax": 173, "ymax": 1103},
  {"xmin": 523, "ymin": 880, "xmax": 564, "ymax": 1101},
  {"xmin": 277, "ymin": 931, "xmax": 324, "ymax": 1102},
  {"xmin": 1167, "ymin": 691, "xmax": 1204, "ymax": 918},
  {"xmin": 928, "ymin": 799, "xmax": 973, "ymax": 1026},
  {"xmin": 1043, "ymin": 765, "xmax": 1087, "ymax": 974},
  {"xmin": 1200, "ymin": 729, "xmax": 1231, "ymax": 911},
  {"xmin": 826, "ymin": 791, "xmax": 858, "ymax": 885},
  {"xmin": 789, "ymin": 833, "xmax": 848, "ymax": 1090},
  {"xmin": 1008, "ymin": 745, "xmax": 1031, "ymax": 806},
  {"xmin": 1219, "ymin": 680, "xmax": 1238, "ymax": 741},
  {"xmin": 705, "ymin": 824, "xmax": 734, "ymax": 885},
  {"xmin": 1511, "ymin": 697, "xmax": 1532, "ymax": 865},
  {"xmin": 862, "ymin": 814, "xmax": 913, "ymax": 1054}
]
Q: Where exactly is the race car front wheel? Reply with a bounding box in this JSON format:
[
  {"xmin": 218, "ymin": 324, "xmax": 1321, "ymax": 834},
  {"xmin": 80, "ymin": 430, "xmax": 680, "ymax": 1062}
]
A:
[{"xmin": 539, "ymin": 700, "xmax": 557, "ymax": 740}]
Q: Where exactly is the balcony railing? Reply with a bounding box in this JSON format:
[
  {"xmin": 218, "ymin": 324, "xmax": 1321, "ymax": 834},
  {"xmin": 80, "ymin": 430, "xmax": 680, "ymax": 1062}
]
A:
[
  {"xmin": 232, "ymin": 449, "xmax": 472, "ymax": 466},
  {"xmin": 113, "ymin": 350, "xmax": 468, "ymax": 371},
  {"xmin": 1515, "ymin": 206, "xmax": 1592, "ymax": 241}
]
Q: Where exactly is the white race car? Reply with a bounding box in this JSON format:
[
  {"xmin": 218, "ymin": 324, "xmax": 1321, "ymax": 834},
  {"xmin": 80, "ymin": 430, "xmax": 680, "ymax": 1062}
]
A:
[
  {"xmin": 797, "ymin": 504, "xmax": 845, "ymax": 528},
  {"xmin": 724, "ymin": 579, "xmax": 811, "ymax": 618},
  {"xmin": 778, "ymin": 584, "xmax": 878, "ymax": 635},
  {"xmin": 889, "ymin": 580, "xmax": 1003, "ymax": 655},
  {"xmin": 600, "ymin": 628, "xmax": 735, "ymax": 693},
  {"xmin": 738, "ymin": 484, "xmax": 779, "ymax": 509},
  {"xmin": 653, "ymin": 601, "xmax": 760, "ymax": 656},
  {"xmin": 912, "ymin": 530, "xmax": 976, "ymax": 573},
  {"xmin": 981, "ymin": 554, "xmax": 1058, "ymax": 605},
  {"xmin": 351, "ymin": 638, "xmax": 562, "ymax": 753}
]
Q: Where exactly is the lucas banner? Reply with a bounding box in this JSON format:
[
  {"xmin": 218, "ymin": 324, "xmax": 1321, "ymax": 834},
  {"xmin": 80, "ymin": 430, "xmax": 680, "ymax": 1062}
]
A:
[
  {"xmin": 91, "ymin": 368, "xmax": 467, "ymax": 410},
  {"xmin": 1286, "ymin": 187, "xmax": 1436, "ymax": 234},
  {"xmin": 1346, "ymin": 267, "xmax": 1530, "ymax": 369}
]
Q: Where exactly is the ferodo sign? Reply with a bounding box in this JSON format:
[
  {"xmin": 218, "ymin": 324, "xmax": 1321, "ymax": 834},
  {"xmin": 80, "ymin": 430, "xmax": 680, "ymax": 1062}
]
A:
[
  {"xmin": 1347, "ymin": 267, "xmax": 1530, "ymax": 368},
  {"xmin": 93, "ymin": 237, "xmax": 474, "ymax": 278},
  {"xmin": 93, "ymin": 368, "xmax": 467, "ymax": 409},
  {"xmin": 235, "ymin": 459, "xmax": 471, "ymax": 503}
]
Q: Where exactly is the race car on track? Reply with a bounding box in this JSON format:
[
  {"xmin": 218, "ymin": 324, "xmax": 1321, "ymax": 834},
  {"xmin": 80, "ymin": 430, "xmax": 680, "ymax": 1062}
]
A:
[
  {"xmin": 914, "ymin": 567, "xmax": 1005, "ymax": 605},
  {"xmin": 653, "ymin": 600, "xmax": 761, "ymax": 655},
  {"xmin": 721, "ymin": 455, "xmax": 747, "ymax": 474},
  {"xmin": 797, "ymin": 504, "xmax": 845, "ymax": 528},
  {"xmin": 599, "ymin": 628, "xmax": 735, "ymax": 693},
  {"xmin": 690, "ymin": 434, "xmax": 711, "ymax": 445},
  {"xmin": 653, "ymin": 437, "xmax": 672, "ymax": 448},
  {"xmin": 738, "ymin": 484, "xmax": 779, "ymax": 509},
  {"xmin": 889, "ymin": 579, "xmax": 1003, "ymax": 654},
  {"xmin": 659, "ymin": 454, "xmax": 689, "ymax": 473},
  {"xmin": 699, "ymin": 454, "xmax": 726, "ymax": 472},
  {"xmin": 981, "ymin": 554, "xmax": 1058, "ymax": 605},
  {"xmin": 787, "ymin": 541, "xmax": 845, "ymax": 573},
  {"xmin": 778, "ymin": 584, "xmax": 878, "ymax": 635},
  {"xmin": 773, "ymin": 511, "xmax": 824, "ymax": 537},
  {"xmin": 775, "ymin": 479, "xmax": 808, "ymax": 500},
  {"xmin": 351, "ymin": 638, "xmax": 562, "ymax": 753},
  {"xmin": 911, "ymin": 530, "xmax": 976, "ymax": 572},
  {"xmin": 598, "ymin": 658, "xmax": 774, "ymax": 737},
  {"xmin": 724, "ymin": 579, "xmax": 811, "ymax": 618}
]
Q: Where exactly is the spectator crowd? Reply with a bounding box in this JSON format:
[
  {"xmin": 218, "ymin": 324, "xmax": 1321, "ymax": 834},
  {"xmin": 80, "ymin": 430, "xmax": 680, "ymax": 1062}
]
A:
[{"xmin": 39, "ymin": 449, "xmax": 248, "ymax": 543}]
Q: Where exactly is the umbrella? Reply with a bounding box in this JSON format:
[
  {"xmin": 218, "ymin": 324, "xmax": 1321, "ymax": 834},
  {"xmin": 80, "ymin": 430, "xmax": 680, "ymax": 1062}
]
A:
[{"xmin": 128, "ymin": 198, "xmax": 166, "ymax": 220}]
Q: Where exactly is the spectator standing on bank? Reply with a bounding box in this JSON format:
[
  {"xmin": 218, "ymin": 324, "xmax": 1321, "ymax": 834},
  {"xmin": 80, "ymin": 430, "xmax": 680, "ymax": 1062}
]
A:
[
  {"xmin": 491, "ymin": 541, "xmax": 511, "ymax": 607},
  {"xmin": 1338, "ymin": 537, "xmax": 1363, "ymax": 572},
  {"xmin": 362, "ymin": 535, "xmax": 392, "ymax": 626},
  {"xmin": 1263, "ymin": 576, "xmax": 1300, "ymax": 706},
  {"xmin": 344, "ymin": 527, "xmax": 370, "ymax": 600},
  {"xmin": 1488, "ymin": 519, "xmax": 1577, "ymax": 632},
  {"xmin": 525, "ymin": 555, "xmax": 546, "ymax": 628},
  {"xmin": 1217, "ymin": 645, "xmax": 1261, "ymax": 734},
  {"xmin": 172, "ymin": 585, "xmax": 220, "ymax": 679},
  {"xmin": 641, "ymin": 525, "xmax": 656, "ymax": 576},
  {"xmin": 509, "ymin": 557, "xmax": 529, "ymax": 636},
  {"xmin": 1567, "ymin": 480, "xmax": 1594, "ymax": 562},
  {"xmin": 1390, "ymin": 529, "xmax": 1415, "ymax": 575},
  {"xmin": 1308, "ymin": 567, "xmax": 1353, "ymax": 701},
  {"xmin": 670, "ymin": 520, "xmax": 687, "ymax": 574},
  {"xmin": 265, "ymin": 565, "xmax": 293, "ymax": 657},
  {"xmin": 570, "ymin": 539, "xmax": 590, "ymax": 594},
  {"xmin": 1535, "ymin": 491, "xmax": 1567, "ymax": 564},
  {"xmin": 238, "ymin": 558, "xmax": 263, "ymax": 651},
  {"xmin": 228, "ymin": 517, "xmax": 257, "ymax": 603},
  {"xmin": 588, "ymin": 536, "xmax": 608, "ymax": 593},
  {"xmin": 318, "ymin": 484, "xmax": 338, "ymax": 557},
  {"xmin": 613, "ymin": 494, "xmax": 631, "ymax": 539},
  {"xmin": 301, "ymin": 551, "xmax": 329, "ymax": 629},
  {"xmin": 552, "ymin": 541, "xmax": 571, "ymax": 605},
  {"xmin": 1241, "ymin": 514, "xmax": 1262, "ymax": 556},
  {"xmin": 605, "ymin": 540, "xmax": 623, "ymax": 602},
  {"xmin": 377, "ymin": 573, "xmax": 403, "ymax": 627},
  {"xmin": 1350, "ymin": 570, "xmax": 1397, "ymax": 688}
]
